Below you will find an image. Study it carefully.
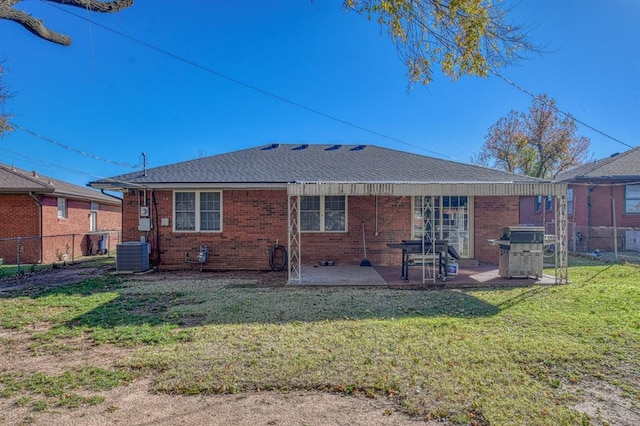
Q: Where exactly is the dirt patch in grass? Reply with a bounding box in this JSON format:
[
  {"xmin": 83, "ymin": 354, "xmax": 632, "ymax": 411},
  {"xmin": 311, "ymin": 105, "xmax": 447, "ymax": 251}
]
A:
[
  {"xmin": 0, "ymin": 329, "xmax": 135, "ymax": 375},
  {"xmin": 0, "ymin": 379, "xmax": 438, "ymax": 426},
  {"xmin": 570, "ymin": 380, "xmax": 640, "ymax": 426}
]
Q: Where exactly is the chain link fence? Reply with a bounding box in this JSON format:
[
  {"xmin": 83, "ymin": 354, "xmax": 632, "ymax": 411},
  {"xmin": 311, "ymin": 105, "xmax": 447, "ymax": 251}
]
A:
[
  {"xmin": 564, "ymin": 223, "xmax": 640, "ymax": 264},
  {"xmin": 0, "ymin": 230, "xmax": 121, "ymax": 271}
]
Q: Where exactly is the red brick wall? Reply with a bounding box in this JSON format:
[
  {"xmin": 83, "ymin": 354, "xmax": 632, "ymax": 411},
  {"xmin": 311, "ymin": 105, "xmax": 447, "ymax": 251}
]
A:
[
  {"xmin": 563, "ymin": 182, "xmax": 640, "ymax": 229},
  {"xmin": 474, "ymin": 196, "xmax": 520, "ymax": 264},
  {"xmin": 570, "ymin": 184, "xmax": 588, "ymax": 227},
  {"xmin": 299, "ymin": 195, "xmax": 410, "ymax": 267},
  {"xmin": 123, "ymin": 189, "xmax": 290, "ymax": 270},
  {"xmin": 122, "ymin": 190, "xmax": 414, "ymax": 270},
  {"xmin": 0, "ymin": 194, "xmax": 40, "ymax": 238},
  {"xmin": 0, "ymin": 194, "xmax": 121, "ymax": 265},
  {"xmin": 519, "ymin": 196, "xmax": 555, "ymax": 226},
  {"xmin": 122, "ymin": 190, "xmax": 522, "ymax": 270},
  {"xmin": 568, "ymin": 183, "xmax": 640, "ymax": 251},
  {"xmin": 0, "ymin": 195, "xmax": 40, "ymax": 264},
  {"xmin": 97, "ymin": 202, "xmax": 122, "ymax": 231},
  {"xmin": 40, "ymin": 196, "xmax": 121, "ymax": 236}
]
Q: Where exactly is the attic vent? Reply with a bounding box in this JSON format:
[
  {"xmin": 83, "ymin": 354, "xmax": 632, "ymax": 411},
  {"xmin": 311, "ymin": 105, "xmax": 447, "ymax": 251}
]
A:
[
  {"xmin": 350, "ymin": 145, "xmax": 366, "ymax": 151},
  {"xmin": 292, "ymin": 144, "xmax": 309, "ymax": 151},
  {"xmin": 325, "ymin": 144, "xmax": 342, "ymax": 151},
  {"xmin": 261, "ymin": 143, "xmax": 280, "ymax": 151}
]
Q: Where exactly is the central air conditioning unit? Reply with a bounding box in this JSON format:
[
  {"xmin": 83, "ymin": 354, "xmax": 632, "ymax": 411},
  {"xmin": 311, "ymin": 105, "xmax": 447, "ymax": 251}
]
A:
[
  {"xmin": 116, "ymin": 241, "xmax": 150, "ymax": 272},
  {"xmin": 626, "ymin": 230, "xmax": 640, "ymax": 251}
]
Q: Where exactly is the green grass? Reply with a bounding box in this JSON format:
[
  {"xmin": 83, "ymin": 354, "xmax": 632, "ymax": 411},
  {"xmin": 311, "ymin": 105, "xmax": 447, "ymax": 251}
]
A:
[
  {"xmin": 0, "ymin": 264, "xmax": 638, "ymax": 424},
  {"xmin": 0, "ymin": 263, "xmax": 49, "ymax": 278}
]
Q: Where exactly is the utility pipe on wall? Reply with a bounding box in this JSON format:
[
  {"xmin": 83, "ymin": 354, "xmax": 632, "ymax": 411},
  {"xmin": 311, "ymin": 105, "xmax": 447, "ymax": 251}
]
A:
[
  {"xmin": 28, "ymin": 192, "xmax": 43, "ymax": 264},
  {"xmin": 612, "ymin": 197, "xmax": 618, "ymax": 259}
]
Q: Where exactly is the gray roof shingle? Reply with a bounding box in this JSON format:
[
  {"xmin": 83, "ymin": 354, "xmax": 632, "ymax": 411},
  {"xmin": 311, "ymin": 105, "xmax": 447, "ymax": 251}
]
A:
[
  {"xmin": 0, "ymin": 163, "xmax": 121, "ymax": 204},
  {"xmin": 89, "ymin": 143, "xmax": 545, "ymax": 188},
  {"xmin": 556, "ymin": 147, "xmax": 640, "ymax": 181}
]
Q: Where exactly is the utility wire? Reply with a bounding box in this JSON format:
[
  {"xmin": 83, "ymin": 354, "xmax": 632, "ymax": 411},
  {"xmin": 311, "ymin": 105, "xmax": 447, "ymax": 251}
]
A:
[
  {"xmin": 489, "ymin": 70, "xmax": 634, "ymax": 149},
  {"xmin": 10, "ymin": 121, "xmax": 140, "ymax": 168},
  {"xmin": 0, "ymin": 145, "xmax": 99, "ymax": 178},
  {"xmin": 0, "ymin": 145, "xmax": 150, "ymax": 189},
  {"xmin": 53, "ymin": 4, "xmax": 635, "ymax": 153},
  {"xmin": 48, "ymin": 3, "xmax": 453, "ymax": 160}
]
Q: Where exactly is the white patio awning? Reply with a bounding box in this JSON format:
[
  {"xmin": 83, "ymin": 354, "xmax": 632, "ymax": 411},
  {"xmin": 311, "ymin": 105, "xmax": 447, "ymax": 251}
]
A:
[{"xmin": 287, "ymin": 181, "xmax": 567, "ymax": 197}]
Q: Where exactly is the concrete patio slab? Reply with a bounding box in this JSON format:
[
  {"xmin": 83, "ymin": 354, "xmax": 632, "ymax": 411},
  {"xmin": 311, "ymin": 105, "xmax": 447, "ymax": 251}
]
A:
[{"xmin": 292, "ymin": 264, "xmax": 387, "ymax": 286}]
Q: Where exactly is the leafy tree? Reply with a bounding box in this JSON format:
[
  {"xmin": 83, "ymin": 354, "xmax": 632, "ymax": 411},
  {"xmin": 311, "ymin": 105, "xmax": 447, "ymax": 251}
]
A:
[
  {"xmin": 345, "ymin": 0, "xmax": 535, "ymax": 86},
  {"xmin": 472, "ymin": 94, "xmax": 590, "ymax": 179},
  {"xmin": 0, "ymin": 0, "xmax": 133, "ymax": 46}
]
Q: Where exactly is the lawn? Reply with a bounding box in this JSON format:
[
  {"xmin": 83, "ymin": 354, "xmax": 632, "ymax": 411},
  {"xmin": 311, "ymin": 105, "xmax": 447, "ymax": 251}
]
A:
[{"xmin": 0, "ymin": 263, "xmax": 638, "ymax": 425}]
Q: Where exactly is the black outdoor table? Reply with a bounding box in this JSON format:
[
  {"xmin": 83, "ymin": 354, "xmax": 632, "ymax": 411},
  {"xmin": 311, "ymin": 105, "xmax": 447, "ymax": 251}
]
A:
[{"xmin": 387, "ymin": 239, "xmax": 460, "ymax": 282}]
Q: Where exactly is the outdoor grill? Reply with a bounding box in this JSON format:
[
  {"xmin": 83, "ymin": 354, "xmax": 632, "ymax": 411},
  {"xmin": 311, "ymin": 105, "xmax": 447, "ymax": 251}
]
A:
[{"xmin": 493, "ymin": 226, "xmax": 544, "ymax": 279}]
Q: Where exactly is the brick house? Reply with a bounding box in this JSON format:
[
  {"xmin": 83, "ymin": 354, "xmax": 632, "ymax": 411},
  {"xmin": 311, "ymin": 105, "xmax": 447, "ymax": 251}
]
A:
[
  {"xmin": 0, "ymin": 163, "xmax": 122, "ymax": 264},
  {"xmin": 556, "ymin": 147, "xmax": 640, "ymax": 251},
  {"xmin": 88, "ymin": 144, "xmax": 567, "ymax": 282}
]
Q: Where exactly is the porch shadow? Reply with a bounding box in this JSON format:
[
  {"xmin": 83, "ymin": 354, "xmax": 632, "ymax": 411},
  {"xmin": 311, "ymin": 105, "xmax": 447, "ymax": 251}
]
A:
[{"xmin": 60, "ymin": 283, "xmax": 504, "ymax": 328}]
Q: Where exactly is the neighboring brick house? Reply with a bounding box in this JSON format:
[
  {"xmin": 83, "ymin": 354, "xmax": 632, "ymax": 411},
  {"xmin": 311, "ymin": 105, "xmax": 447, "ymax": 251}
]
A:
[
  {"xmin": 556, "ymin": 147, "xmax": 640, "ymax": 251},
  {"xmin": 0, "ymin": 163, "xmax": 122, "ymax": 264},
  {"xmin": 89, "ymin": 144, "xmax": 567, "ymax": 282}
]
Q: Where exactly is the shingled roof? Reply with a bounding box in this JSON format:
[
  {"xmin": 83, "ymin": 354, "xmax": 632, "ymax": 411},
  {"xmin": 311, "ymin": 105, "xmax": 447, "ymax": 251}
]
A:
[
  {"xmin": 0, "ymin": 163, "xmax": 121, "ymax": 205},
  {"xmin": 556, "ymin": 147, "xmax": 640, "ymax": 182},
  {"xmin": 89, "ymin": 143, "xmax": 545, "ymax": 189}
]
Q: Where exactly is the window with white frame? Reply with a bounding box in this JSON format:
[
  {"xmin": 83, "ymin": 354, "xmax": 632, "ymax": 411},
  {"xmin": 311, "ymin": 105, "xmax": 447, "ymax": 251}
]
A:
[
  {"xmin": 174, "ymin": 191, "xmax": 222, "ymax": 231},
  {"xmin": 300, "ymin": 196, "xmax": 346, "ymax": 232},
  {"xmin": 534, "ymin": 195, "xmax": 542, "ymax": 212},
  {"xmin": 89, "ymin": 202, "xmax": 98, "ymax": 231},
  {"xmin": 567, "ymin": 188, "xmax": 573, "ymax": 216},
  {"xmin": 625, "ymin": 184, "xmax": 640, "ymax": 214},
  {"xmin": 57, "ymin": 197, "xmax": 67, "ymax": 219},
  {"xmin": 545, "ymin": 195, "xmax": 553, "ymax": 211}
]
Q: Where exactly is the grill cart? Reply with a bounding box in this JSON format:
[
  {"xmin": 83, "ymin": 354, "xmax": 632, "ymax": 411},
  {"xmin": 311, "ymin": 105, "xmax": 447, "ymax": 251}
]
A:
[{"xmin": 491, "ymin": 226, "xmax": 545, "ymax": 279}]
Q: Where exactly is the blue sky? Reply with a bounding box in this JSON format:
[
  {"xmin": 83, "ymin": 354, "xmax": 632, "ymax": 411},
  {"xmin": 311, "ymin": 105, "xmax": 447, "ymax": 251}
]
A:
[{"xmin": 1, "ymin": 0, "xmax": 638, "ymax": 187}]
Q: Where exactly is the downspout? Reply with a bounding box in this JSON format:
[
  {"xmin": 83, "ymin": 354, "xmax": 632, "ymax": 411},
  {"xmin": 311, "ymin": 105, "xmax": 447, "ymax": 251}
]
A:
[
  {"xmin": 28, "ymin": 192, "xmax": 43, "ymax": 263},
  {"xmin": 101, "ymin": 189, "xmax": 124, "ymax": 244},
  {"xmin": 611, "ymin": 186, "xmax": 617, "ymax": 258},
  {"xmin": 586, "ymin": 186, "xmax": 595, "ymax": 251},
  {"xmin": 151, "ymin": 190, "xmax": 161, "ymax": 266}
]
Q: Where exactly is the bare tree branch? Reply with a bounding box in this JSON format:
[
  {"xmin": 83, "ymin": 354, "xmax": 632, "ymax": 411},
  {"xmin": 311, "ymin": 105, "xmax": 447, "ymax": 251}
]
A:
[{"xmin": 0, "ymin": 0, "xmax": 133, "ymax": 45}]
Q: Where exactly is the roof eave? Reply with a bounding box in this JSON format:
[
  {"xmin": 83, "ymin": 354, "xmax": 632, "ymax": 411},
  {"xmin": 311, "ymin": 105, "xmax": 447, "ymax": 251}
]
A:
[{"xmin": 0, "ymin": 188, "xmax": 56, "ymax": 194}]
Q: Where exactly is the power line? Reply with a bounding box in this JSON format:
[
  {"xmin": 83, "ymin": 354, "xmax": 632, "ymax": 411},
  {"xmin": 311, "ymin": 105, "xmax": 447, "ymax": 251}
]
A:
[
  {"xmin": 10, "ymin": 121, "xmax": 140, "ymax": 168},
  {"xmin": 0, "ymin": 145, "xmax": 150, "ymax": 189},
  {"xmin": 48, "ymin": 3, "xmax": 453, "ymax": 160},
  {"xmin": 489, "ymin": 70, "xmax": 634, "ymax": 149},
  {"xmin": 0, "ymin": 145, "xmax": 97, "ymax": 178},
  {"xmin": 0, "ymin": 144, "xmax": 130, "ymax": 188}
]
